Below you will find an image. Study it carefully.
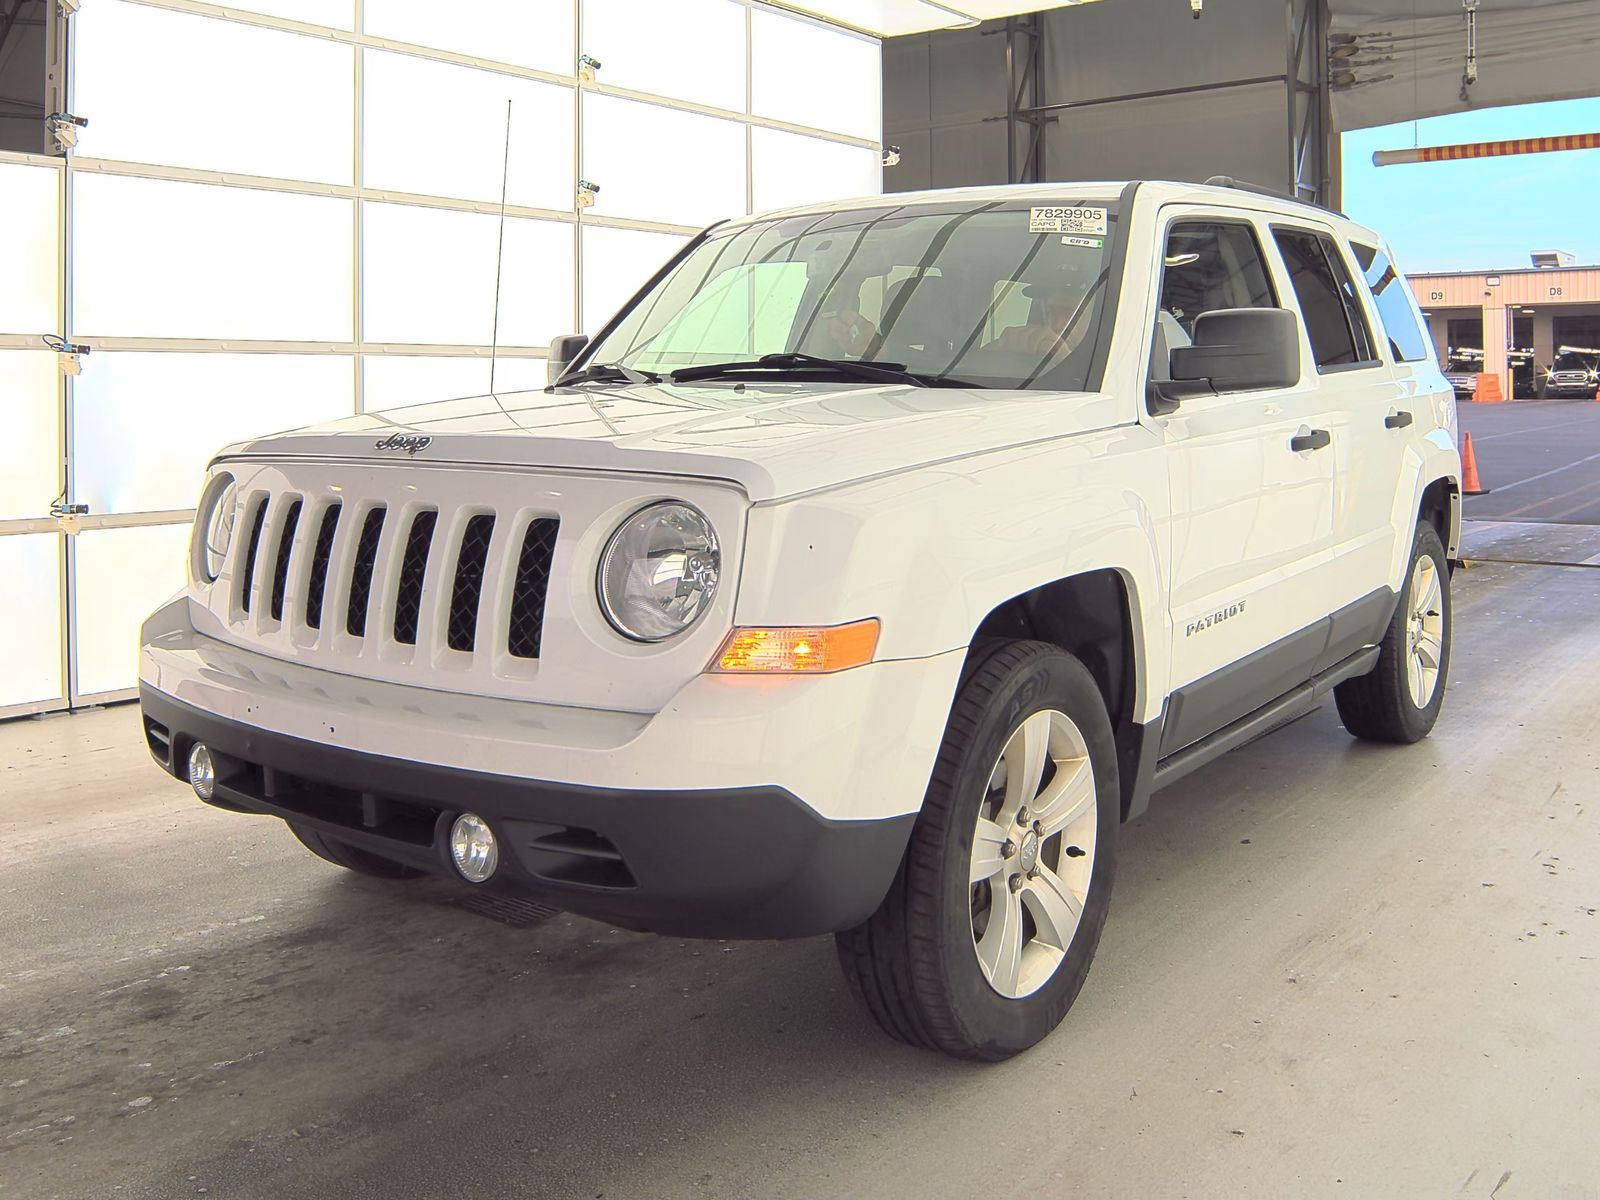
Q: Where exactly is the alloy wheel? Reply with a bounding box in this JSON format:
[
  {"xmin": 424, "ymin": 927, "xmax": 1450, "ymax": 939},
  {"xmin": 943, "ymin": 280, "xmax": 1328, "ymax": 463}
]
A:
[
  {"xmin": 969, "ymin": 709, "xmax": 1098, "ymax": 999},
  {"xmin": 1405, "ymin": 555, "xmax": 1445, "ymax": 708}
]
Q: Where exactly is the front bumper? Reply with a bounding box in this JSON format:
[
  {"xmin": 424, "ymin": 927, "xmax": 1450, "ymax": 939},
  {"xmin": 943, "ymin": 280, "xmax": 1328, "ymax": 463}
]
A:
[
  {"xmin": 142, "ymin": 686, "xmax": 914, "ymax": 938},
  {"xmin": 139, "ymin": 597, "xmax": 965, "ymax": 937}
]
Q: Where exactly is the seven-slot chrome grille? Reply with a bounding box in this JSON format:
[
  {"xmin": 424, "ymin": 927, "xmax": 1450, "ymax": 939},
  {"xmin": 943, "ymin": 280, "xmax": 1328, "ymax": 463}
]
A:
[
  {"xmin": 200, "ymin": 458, "xmax": 746, "ymax": 712},
  {"xmin": 226, "ymin": 475, "xmax": 559, "ymax": 674}
]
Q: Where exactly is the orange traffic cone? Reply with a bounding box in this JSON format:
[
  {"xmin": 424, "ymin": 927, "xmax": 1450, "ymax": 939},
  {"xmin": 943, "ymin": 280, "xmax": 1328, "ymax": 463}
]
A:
[
  {"xmin": 1461, "ymin": 431, "xmax": 1489, "ymax": 495},
  {"xmin": 1473, "ymin": 372, "xmax": 1505, "ymax": 403}
]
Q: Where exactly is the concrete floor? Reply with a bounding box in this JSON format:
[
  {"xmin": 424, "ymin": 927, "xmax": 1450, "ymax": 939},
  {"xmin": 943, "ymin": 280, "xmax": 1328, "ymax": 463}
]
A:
[
  {"xmin": 3, "ymin": 523, "xmax": 1599, "ymax": 1200},
  {"xmin": 1459, "ymin": 400, "xmax": 1600, "ymax": 524}
]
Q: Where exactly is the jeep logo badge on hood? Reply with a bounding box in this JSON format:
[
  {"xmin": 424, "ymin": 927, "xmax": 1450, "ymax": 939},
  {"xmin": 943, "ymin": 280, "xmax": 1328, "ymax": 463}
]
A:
[{"xmin": 374, "ymin": 433, "xmax": 432, "ymax": 456}]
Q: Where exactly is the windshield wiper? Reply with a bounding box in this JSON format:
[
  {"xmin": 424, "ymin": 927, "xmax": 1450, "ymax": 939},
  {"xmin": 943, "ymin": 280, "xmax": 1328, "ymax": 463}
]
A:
[
  {"xmin": 670, "ymin": 352, "xmax": 972, "ymax": 388},
  {"xmin": 552, "ymin": 361, "xmax": 661, "ymax": 388}
]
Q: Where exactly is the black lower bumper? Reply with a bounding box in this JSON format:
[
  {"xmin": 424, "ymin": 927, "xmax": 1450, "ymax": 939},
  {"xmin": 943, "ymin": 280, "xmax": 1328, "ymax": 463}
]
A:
[{"xmin": 140, "ymin": 687, "xmax": 913, "ymax": 939}]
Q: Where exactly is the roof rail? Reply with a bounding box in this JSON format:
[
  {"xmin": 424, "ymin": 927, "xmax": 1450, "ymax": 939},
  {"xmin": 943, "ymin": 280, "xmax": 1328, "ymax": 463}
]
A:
[{"xmin": 1202, "ymin": 175, "xmax": 1345, "ymax": 217}]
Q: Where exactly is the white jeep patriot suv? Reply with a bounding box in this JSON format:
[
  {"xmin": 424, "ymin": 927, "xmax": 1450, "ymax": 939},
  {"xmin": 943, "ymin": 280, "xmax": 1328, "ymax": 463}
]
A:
[{"xmin": 140, "ymin": 180, "xmax": 1461, "ymax": 1060}]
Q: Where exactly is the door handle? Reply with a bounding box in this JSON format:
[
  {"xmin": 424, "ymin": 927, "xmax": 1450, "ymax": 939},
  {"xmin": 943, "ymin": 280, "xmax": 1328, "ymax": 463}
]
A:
[
  {"xmin": 1384, "ymin": 410, "xmax": 1414, "ymax": 429},
  {"xmin": 1290, "ymin": 428, "xmax": 1331, "ymax": 452}
]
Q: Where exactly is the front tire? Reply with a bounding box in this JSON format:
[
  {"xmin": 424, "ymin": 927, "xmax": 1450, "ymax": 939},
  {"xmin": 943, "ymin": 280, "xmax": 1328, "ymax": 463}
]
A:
[
  {"xmin": 1334, "ymin": 521, "xmax": 1452, "ymax": 743},
  {"xmin": 289, "ymin": 822, "xmax": 425, "ymax": 879},
  {"xmin": 836, "ymin": 641, "xmax": 1119, "ymax": 1061}
]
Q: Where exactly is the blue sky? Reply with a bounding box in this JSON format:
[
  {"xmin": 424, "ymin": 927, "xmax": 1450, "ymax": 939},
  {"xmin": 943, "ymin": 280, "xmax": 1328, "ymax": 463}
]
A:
[{"xmin": 1340, "ymin": 97, "xmax": 1600, "ymax": 274}]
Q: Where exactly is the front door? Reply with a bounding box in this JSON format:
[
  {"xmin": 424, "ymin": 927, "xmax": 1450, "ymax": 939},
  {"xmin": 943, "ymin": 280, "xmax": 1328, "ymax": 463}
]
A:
[{"xmin": 1150, "ymin": 209, "xmax": 1342, "ymax": 755}]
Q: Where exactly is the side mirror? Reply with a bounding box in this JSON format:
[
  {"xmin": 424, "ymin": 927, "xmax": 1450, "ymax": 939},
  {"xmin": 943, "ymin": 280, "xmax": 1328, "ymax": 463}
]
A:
[
  {"xmin": 548, "ymin": 333, "xmax": 588, "ymax": 385},
  {"xmin": 1169, "ymin": 307, "xmax": 1301, "ymax": 394}
]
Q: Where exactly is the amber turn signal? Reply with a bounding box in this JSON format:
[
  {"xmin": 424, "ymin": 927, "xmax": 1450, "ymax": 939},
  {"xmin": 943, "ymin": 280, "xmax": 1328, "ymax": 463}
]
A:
[{"xmin": 713, "ymin": 619, "xmax": 880, "ymax": 674}]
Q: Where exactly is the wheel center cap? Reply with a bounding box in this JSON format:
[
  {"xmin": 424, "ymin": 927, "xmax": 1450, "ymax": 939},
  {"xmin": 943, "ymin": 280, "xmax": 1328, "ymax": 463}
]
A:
[{"xmin": 1018, "ymin": 830, "xmax": 1040, "ymax": 874}]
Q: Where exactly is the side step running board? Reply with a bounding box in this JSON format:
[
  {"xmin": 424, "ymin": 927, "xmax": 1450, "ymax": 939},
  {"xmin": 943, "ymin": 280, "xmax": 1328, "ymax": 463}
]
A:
[{"xmin": 1152, "ymin": 645, "xmax": 1380, "ymax": 793}]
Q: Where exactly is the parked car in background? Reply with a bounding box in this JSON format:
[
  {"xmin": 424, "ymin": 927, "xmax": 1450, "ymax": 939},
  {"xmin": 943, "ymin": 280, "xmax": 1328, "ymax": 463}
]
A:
[
  {"xmin": 1443, "ymin": 348, "xmax": 1481, "ymax": 398},
  {"xmin": 1546, "ymin": 345, "xmax": 1600, "ymax": 399}
]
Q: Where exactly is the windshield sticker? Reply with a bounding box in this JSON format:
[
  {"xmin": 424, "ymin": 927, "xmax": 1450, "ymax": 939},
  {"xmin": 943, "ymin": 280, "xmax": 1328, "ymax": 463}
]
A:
[
  {"xmin": 1061, "ymin": 235, "xmax": 1105, "ymax": 249},
  {"xmin": 1030, "ymin": 206, "xmax": 1108, "ymax": 236}
]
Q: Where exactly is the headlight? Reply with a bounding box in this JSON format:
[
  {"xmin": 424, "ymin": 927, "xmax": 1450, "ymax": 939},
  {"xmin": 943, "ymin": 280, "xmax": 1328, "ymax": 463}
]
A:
[
  {"xmin": 191, "ymin": 472, "xmax": 237, "ymax": 583},
  {"xmin": 597, "ymin": 502, "xmax": 720, "ymax": 642}
]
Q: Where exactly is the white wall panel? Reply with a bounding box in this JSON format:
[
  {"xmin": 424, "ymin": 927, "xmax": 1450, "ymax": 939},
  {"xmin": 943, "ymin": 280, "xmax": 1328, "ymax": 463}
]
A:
[
  {"xmin": 751, "ymin": 127, "xmax": 881, "ymax": 211},
  {"xmin": 364, "ymin": 0, "xmax": 573, "ymax": 74},
  {"xmin": 751, "ymin": 10, "xmax": 880, "ymax": 139},
  {"xmin": 363, "ymin": 202, "xmax": 574, "ymax": 346},
  {"xmin": 74, "ymin": 2, "xmax": 354, "ymax": 184},
  {"xmin": 228, "ymin": 0, "xmax": 353, "ymax": 26},
  {"xmin": 363, "ymin": 50, "xmax": 574, "ymax": 210},
  {"xmin": 773, "ymin": 1, "xmax": 942, "ymax": 36},
  {"xmin": 582, "ymin": 95, "xmax": 746, "ymax": 226},
  {"xmin": 0, "ymin": 161, "xmax": 57, "ymax": 334},
  {"xmin": 364, "ymin": 356, "xmax": 491, "ymax": 411},
  {"xmin": 580, "ymin": 0, "xmax": 745, "ymax": 111},
  {"xmin": 363, "ymin": 355, "xmax": 548, "ymax": 410},
  {"xmin": 36, "ymin": 0, "xmax": 884, "ymax": 716},
  {"xmin": 580, "ymin": 225, "xmax": 689, "ymax": 333},
  {"xmin": 0, "ymin": 351, "xmax": 59, "ymax": 523},
  {"xmin": 73, "ymin": 353, "xmax": 353, "ymax": 515},
  {"xmin": 0, "ymin": 534, "xmax": 62, "ymax": 708},
  {"xmin": 74, "ymin": 524, "xmax": 191, "ymax": 696},
  {"xmin": 72, "ymin": 175, "xmax": 352, "ymax": 341}
]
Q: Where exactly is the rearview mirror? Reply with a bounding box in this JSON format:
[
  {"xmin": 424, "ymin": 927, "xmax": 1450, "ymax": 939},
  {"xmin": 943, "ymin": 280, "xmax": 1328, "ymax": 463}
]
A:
[
  {"xmin": 1169, "ymin": 307, "xmax": 1301, "ymax": 394},
  {"xmin": 548, "ymin": 333, "xmax": 588, "ymax": 384}
]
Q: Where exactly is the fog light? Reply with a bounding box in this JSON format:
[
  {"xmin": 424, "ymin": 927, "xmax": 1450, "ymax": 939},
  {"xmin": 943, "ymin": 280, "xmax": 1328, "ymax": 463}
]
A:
[
  {"xmin": 449, "ymin": 812, "xmax": 498, "ymax": 883},
  {"xmin": 188, "ymin": 743, "xmax": 216, "ymax": 801}
]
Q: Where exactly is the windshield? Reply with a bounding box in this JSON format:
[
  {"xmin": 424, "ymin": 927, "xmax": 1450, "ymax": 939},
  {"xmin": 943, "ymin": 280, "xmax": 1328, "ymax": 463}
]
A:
[
  {"xmin": 1554, "ymin": 350, "xmax": 1599, "ymax": 373},
  {"xmin": 578, "ymin": 198, "xmax": 1121, "ymax": 391}
]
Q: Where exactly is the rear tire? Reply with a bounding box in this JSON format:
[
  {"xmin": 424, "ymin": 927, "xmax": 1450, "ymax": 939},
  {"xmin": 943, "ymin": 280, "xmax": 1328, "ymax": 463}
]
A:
[
  {"xmin": 835, "ymin": 641, "xmax": 1119, "ymax": 1061},
  {"xmin": 289, "ymin": 822, "xmax": 424, "ymax": 879},
  {"xmin": 1334, "ymin": 521, "xmax": 1451, "ymax": 743}
]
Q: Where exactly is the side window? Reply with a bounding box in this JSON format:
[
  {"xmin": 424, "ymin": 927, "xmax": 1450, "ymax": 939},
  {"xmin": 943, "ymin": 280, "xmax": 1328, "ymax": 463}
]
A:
[
  {"xmin": 1156, "ymin": 221, "xmax": 1277, "ymax": 334},
  {"xmin": 1272, "ymin": 228, "xmax": 1379, "ymax": 370},
  {"xmin": 1151, "ymin": 220, "xmax": 1277, "ymax": 380},
  {"xmin": 1351, "ymin": 242, "xmax": 1431, "ymax": 363}
]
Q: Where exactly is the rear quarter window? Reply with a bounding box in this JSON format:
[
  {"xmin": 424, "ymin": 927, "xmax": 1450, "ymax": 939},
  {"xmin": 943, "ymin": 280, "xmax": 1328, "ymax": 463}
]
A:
[
  {"xmin": 1352, "ymin": 242, "xmax": 1432, "ymax": 363},
  {"xmin": 1271, "ymin": 227, "xmax": 1379, "ymax": 371}
]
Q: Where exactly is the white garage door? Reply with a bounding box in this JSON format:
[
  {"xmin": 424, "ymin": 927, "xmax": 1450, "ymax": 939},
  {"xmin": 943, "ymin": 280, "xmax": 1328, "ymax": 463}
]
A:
[{"xmin": 0, "ymin": 0, "xmax": 882, "ymax": 717}]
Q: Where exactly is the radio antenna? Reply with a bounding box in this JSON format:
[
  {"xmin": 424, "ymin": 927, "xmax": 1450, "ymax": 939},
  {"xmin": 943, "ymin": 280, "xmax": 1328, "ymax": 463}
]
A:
[{"xmin": 489, "ymin": 98, "xmax": 512, "ymax": 395}]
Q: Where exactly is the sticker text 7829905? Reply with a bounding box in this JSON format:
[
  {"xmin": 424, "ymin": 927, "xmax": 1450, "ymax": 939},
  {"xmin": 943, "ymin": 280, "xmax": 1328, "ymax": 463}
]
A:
[{"xmin": 1029, "ymin": 206, "xmax": 1108, "ymax": 236}]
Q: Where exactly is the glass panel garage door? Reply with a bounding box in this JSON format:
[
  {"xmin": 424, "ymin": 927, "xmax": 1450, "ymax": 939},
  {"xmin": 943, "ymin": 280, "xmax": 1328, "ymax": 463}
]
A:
[
  {"xmin": 0, "ymin": 160, "xmax": 65, "ymax": 718},
  {"xmin": 1, "ymin": 0, "xmax": 881, "ymax": 715}
]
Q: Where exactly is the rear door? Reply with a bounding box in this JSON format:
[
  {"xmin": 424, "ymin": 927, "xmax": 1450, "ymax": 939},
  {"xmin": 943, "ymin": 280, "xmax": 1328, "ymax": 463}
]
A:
[
  {"xmin": 1151, "ymin": 208, "xmax": 1342, "ymax": 755},
  {"xmin": 1348, "ymin": 238, "xmax": 1450, "ymax": 587},
  {"xmin": 1267, "ymin": 224, "xmax": 1398, "ymax": 619}
]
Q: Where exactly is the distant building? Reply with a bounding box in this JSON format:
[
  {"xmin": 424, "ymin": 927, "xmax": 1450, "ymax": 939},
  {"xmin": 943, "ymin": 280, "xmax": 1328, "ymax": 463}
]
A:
[{"xmin": 1407, "ymin": 255, "xmax": 1600, "ymax": 399}]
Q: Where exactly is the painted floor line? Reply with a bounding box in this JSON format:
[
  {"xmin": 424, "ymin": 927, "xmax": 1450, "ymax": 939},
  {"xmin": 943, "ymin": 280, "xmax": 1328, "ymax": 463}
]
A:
[
  {"xmin": 1463, "ymin": 556, "xmax": 1600, "ymax": 570},
  {"xmin": 1466, "ymin": 417, "xmax": 1598, "ymax": 444},
  {"xmin": 1492, "ymin": 473, "xmax": 1600, "ymax": 521},
  {"xmin": 1467, "ymin": 447, "xmax": 1600, "ymax": 496}
]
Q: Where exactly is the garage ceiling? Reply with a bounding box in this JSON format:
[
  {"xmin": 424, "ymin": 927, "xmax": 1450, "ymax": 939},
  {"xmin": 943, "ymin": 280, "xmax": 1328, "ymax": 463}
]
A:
[
  {"xmin": 794, "ymin": 0, "xmax": 1600, "ymax": 132},
  {"xmin": 778, "ymin": 0, "xmax": 1105, "ymax": 37},
  {"xmin": 1329, "ymin": 0, "xmax": 1600, "ymax": 128}
]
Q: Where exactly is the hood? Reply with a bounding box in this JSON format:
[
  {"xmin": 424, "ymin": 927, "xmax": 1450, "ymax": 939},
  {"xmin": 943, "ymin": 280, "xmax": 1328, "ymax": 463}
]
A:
[{"xmin": 219, "ymin": 382, "xmax": 1128, "ymax": 502}]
